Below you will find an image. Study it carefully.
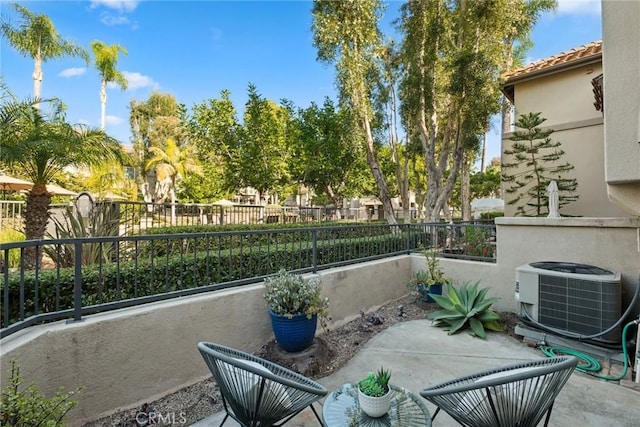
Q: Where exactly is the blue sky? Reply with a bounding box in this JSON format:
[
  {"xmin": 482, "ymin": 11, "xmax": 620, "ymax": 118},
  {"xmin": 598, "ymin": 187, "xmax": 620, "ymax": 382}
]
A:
[{"xmin": 1, "ymin": 0, "xmax": 602, "ymax": 165}]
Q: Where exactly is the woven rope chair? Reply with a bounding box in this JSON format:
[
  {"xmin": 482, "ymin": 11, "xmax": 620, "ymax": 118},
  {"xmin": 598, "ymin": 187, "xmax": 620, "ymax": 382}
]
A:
[
  {"xmin": 420, "ymin": 356, "xmax": 578, "ymax": 427},
  {"xmin": 198, "ymin": 342, "xmax": 327, "ymax": 427}
]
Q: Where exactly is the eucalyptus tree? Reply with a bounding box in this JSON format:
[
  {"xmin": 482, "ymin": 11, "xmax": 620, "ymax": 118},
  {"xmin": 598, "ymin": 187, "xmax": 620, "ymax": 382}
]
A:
[
  {"xmin": 398, "ymin": 0, "xmax": 512, "ymax": 221},
  {"xmin": 0, "ymin": 98, "xmax": 124, "ymax": 265},
  {"xmin": 312, "ymin": 0, "xmax": 398, "ymax": 225},
  {"xmin": 294, "ymin": 98, "xmax": 368, "ymax": 210},
  {"xmin": 146, "ymin": 137, "xmax": 202, "ymax": 224},
  {"xmin": 129, "ymin": 92, "xmax": 184, "ymax": 206},
  {"xmin": 91, "ymin": 40, "xmax": 128, "ymax": 130},
  {"xmin": 379, "ymin": 40, "xmax": 412, "ymax": 223},
  {"xmin": 1, "ymin": 3, "xmax": 88, "ymax": 107}
]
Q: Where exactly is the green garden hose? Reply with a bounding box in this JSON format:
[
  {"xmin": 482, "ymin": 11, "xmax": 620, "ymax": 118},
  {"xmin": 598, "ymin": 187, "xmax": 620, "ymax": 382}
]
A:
[{"xmin": 539, "ymin": 320, "xmax": 638, "ymax": 381}]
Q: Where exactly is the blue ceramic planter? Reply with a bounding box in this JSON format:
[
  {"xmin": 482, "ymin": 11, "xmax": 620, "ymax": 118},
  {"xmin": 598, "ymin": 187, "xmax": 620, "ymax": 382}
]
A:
[
  {"xmin": 268, "ymin": 309, "xmax": 318, "ymax": 352},
  {"xmin": 417, "ymin": 283, "xmax": 443, "ymax": 303}
]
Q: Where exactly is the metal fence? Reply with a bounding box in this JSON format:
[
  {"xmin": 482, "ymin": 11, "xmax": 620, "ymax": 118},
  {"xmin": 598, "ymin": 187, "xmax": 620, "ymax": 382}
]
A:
[
  {"xmin": 0, "ymin": 199, "xmax": 431, "ymax": 235},
  {"xmin": 0, "ymin": 222, "xmax": 496, "ymax": 338},
  {"xmin": 0, "ymin": 200, "xmax": 25, "ymax": 231}
]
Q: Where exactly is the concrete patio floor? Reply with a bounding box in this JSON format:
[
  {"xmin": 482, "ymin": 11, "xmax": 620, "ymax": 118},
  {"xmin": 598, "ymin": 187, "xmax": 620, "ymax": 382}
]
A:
[{"xmin": 193, "ymin": 319, "xmax": 639, "ymax": 426}]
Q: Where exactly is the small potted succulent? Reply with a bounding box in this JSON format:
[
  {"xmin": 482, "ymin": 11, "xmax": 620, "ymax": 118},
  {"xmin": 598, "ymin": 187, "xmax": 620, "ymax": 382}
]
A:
[
  {"xmin": 357, "ymin": 367, "xmax": 392, "ymax": 417},
  {"xmin": 264, "ymin": 269, "xmax": 330, "ymax": 352},
  {"xmin": 407, "ymin": 248, "xmax": 450, "ymax": 302}
]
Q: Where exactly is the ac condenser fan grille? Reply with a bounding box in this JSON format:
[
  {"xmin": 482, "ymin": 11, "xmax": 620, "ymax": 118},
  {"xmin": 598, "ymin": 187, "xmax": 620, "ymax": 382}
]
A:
[{"xmin": 538, "ymin": 274, "xmax": 621, "ymax": 343}]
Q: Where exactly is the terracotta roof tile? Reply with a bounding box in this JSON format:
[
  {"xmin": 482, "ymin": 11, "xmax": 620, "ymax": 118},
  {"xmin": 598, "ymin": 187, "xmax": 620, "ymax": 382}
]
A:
[{"xmin": 504, "ymin": 40, "xmax": 602, "ymax": 81}]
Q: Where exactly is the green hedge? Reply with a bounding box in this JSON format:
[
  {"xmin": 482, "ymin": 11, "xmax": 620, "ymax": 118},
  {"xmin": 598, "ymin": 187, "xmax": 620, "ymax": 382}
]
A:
[
  {"xmin": 2, "ymin": 229, "xmax": 427, "ymax": 328},
  {"xmin": 138, "ymin": 222, "xmax": 396, "ymax": 257}
]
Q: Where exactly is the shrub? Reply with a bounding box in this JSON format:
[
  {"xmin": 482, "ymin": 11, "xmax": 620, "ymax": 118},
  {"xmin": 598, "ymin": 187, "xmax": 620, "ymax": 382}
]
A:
[
  {"xmin": 0, "ymin": 359, "xmax": 81, "ymax": 426},
  {"xmin": 263, "ymin": 269, "xmax": 329, "ymax": 320},
  {"xmin": 428, "ymin": 281, "xmax": 503, "ymax": 339},
  {"xmin": 0, "ymin": 229, "xmax": 25, "ymax": 269}
]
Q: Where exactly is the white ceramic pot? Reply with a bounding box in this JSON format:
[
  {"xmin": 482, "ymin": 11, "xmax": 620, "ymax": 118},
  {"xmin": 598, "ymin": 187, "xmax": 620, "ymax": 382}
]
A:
[{"xmin": 358, "ymin": 387, "xmax": 392, "ymax": 417}]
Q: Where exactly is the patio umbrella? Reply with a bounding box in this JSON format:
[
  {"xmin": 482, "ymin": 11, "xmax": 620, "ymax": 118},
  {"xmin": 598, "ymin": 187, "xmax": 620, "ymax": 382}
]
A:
[
  {"xmin": 213, "ymin": 199, "xmax": 236, "ymax": 207},
  {"xmin": 471, "ymin": 197, "xmax": 504, "ymax": 212},
  {"xmin": 46, "ymin": 184, "xmax": 77, "ymax": 197},
  {"xmin": 0, "ymin": 174, "xmax": 34, "ymax": 192}
]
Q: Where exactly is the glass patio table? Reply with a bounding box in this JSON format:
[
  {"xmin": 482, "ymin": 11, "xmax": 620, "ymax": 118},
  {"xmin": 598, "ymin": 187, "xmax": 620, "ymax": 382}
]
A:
[{"xmin": 322, "ymin": 383, "xmax": 431, "ymax": 427}]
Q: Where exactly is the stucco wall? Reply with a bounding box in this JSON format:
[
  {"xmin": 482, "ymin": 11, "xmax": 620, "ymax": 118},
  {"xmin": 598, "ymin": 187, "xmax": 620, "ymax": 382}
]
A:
[
  {"xmin": 602, "ymin": 0, "xmax": 640, "ymax": 214},
  {"xmin": 501, "ymin": 61, "xmax": 628, "ymax": 218},
  {"xmin": 413, "ymin": 217, "xmax": 640, "ymax": 314},
  {"xmin": 503, "ymin": 120, "xmax": 627, "ymax": 218},
  {"xmin": 0, "ymin": 256, "xmax": 411, "ymax": 426},
  {"xmin": 513, "ymin": 64, "xmax": 603, "ymax": 126}
]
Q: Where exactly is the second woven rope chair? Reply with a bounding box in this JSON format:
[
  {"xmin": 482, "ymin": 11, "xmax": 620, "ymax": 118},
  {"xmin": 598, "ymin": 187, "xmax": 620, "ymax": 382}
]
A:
[
  {"xmin": 198, "ymin": 342, "xmax": 327, "ymax": 427},
  {"xmin": 420, "ymin": 356, "xmax": 578, "ymax": 427}
]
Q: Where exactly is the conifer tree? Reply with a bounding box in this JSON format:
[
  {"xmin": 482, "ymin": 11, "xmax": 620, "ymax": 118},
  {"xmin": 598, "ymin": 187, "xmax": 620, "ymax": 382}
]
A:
[{"xmin": 502, "ymin": 112, "xmax": 578, "ymax": 216}]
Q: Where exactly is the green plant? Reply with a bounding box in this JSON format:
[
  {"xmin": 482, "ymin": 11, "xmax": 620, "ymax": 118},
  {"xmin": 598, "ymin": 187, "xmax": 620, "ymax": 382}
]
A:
[
  {"xmin": 428, "ymin": 281, "xmax": 503, "ymax": 339},
  {"xmin": 502, "ymin": 112, "xmax": 578, "ymax": 216},
  {"xmin": 0, "ymin": 359, "xmax": 81, "ymax": 426},
  {"xmin": 358, "ymin": 367, "xmax": 391, "ymax": 397},
  {"xmin": 264, "ymin": 269, "xmax": 330, "ymax": 325},
  {"xmin": 463, "ymin": 227, "xmax": 494, "ymax": 258},
  {"xmin": 407, "ymin": 247, "xmax": 450, "ymax": 292},
  {"xmin": 0, "ymin": 228, "xmax": 25, "ymax": 269},
  {"xmin": 44, "ymin": 203, "xmax": 120, "ymax": 267}
]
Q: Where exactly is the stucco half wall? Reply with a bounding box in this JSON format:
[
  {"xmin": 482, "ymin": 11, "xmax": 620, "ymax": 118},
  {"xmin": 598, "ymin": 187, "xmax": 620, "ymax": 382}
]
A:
[{"xmin": 0, "ymin": 256, "xmax": 412, "ymax": 426}]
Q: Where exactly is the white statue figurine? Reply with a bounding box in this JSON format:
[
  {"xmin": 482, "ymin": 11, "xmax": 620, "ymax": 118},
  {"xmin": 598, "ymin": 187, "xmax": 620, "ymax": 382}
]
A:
[{"xmin": 547, "ymin": 180, "xmax": 560, "ymax": 218}]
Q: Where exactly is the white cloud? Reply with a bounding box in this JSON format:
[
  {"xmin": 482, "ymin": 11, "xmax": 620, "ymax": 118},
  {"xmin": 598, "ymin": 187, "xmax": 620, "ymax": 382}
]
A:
[
  {"xmin": 78, "ymin": 119, "xmax": 92, "ymax": 126},
  {"xmin": 106, "ymin": 81, "xmax": 128, "ymax": 90},
  {"xmin": 90, "ymin": 0, "xmax": 139, "ymax": 13},
  {"xmin": 105, "ymin": 115, "xmax": 124, "ymax": 125},
  {"xmin": 100, "ymin": 13, "xmax": 131, "ymax": 26},
  {"xmin": 557, "ymin": 0, "xmax": 601, "ymax": 16},
  {"xmin": 122, "ymin": 71, "xmax": 157, "ymax": 90},
  {"xmin": 58, "ymin": 67, "xmax": 86, "ymax": 78}
]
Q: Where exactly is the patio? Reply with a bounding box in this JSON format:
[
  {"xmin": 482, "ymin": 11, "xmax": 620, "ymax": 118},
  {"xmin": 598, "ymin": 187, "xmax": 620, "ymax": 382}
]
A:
[{"xmin": 196, "ymin": 319, "xmax": 639, "ymax": 426}]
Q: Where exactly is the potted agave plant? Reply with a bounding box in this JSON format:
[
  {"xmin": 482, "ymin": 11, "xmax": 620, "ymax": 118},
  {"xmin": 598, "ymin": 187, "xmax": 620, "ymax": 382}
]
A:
[
  {"xmin": 357, "ymin": 368, "xmax": 392, "ymax": 417},
  {"xmin": 264, "ymin": 269, "xmax": 330, "ymax": 352}
]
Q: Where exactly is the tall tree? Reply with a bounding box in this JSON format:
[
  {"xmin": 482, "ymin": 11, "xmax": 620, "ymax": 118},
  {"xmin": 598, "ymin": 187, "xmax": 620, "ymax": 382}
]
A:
[
  {"xmin": 380, "ymin": 40, "xmax": 412, "ymax": 223},
  {"xmin": 1, "ymin": 3, "xmax": 88, "ymax": 107},
  {"xmin": 234, "ymin": 84, "xmax": 291, "ymax": 204},
  {"xmin": 186, "ymin": 90, "xmax": 240, "ymax": 201},
  {"xmin": 146, "ymin": 137, "xmax": 202, "ymax": 224},
  {"xmin": 502, "ymin": 112, "xmax": 578, "ymax": 216},
  {"xmin": 91, "ymin": 40, "xmax": 128, "ymax": 130},
  {"xmin": 312, "ymin": 0, "xmax": 398, "ymax": 225},
  {"xmin": 0, "ymin": 98, "xmax": 124, "ymax": 264},
  {"xmin": 398, "ymin": 0, "xmax": 511, "ymax": 221},
  {"xmin": 294, "ymin": 98, "xmax": 367, "ymax": 210}
]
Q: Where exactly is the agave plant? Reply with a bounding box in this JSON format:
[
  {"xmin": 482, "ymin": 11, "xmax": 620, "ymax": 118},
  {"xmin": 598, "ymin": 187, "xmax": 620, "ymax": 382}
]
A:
[
  {"xmin": 44, "ymin": 203, "xmax": 120, "ymax": 267},
  {"xmin": 428, "ymin": 281, "xmax": 503, "ymax": 339}
]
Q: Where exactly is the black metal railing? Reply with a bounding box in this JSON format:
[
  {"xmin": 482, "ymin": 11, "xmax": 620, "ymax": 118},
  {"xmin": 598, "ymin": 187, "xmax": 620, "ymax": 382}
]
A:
[{"xmin": 0, "ymin": 222, "xmax": 496, "ymax": 338}]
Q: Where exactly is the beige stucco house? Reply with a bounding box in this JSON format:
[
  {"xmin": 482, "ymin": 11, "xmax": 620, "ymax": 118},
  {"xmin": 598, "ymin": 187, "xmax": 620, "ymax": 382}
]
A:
[
  {"xmin": 601, "ymin": 1, "xmax": 640, "ymax": 217},
  {"xmin": 501, "ymin": 40, "xmax": 633, "ymax": 218}
]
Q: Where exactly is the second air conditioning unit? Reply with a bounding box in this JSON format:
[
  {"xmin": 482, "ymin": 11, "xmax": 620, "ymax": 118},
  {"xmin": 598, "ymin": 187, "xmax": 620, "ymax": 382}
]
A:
[{"xmin": 515, "ymin": 261, "xmax": 622, "ymax": 344}]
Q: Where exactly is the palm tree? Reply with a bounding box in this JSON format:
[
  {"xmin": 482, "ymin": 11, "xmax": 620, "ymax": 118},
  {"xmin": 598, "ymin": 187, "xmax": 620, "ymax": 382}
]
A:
[
  {"xmin": 146, "ymin": 138, "xmax": 202, "ymax": 224},
  {"xmin": 1, "ymin": 3, "xmax": 88, "ymax": 107},
  {"xmin": 0, "ymin": 98, "xmax": 124, "ymax": 265},
  {"xmin": 91, "ymin": 41, "xmax": 128, "ymax": 130}
]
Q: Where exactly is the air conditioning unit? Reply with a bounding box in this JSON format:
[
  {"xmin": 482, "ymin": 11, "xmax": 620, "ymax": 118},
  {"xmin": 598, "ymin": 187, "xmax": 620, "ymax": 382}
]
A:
[{"xmin": 515, "ymin": 262, "xmax": 622, "ymax": 344}]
